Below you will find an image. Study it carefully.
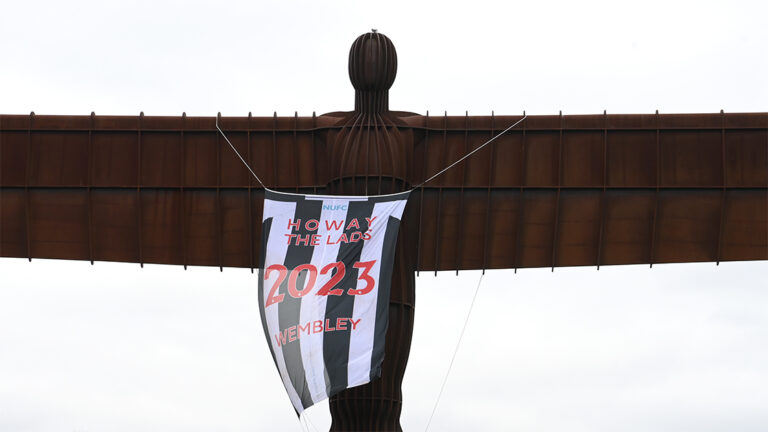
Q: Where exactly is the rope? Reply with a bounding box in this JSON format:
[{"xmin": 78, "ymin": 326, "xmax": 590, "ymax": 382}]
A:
[
  {"xmin": 412, "ymin": 115, "xmax": 527, "ymax": 189},
  {"xmin": 301, "ymin": 411, "xmax": 321, "ymax": 432},
  {"xmin": 424, "ymin": 272, "xmax": 484, "ymax": 432},
  {"xmin": 215, "ymin": 114, "xmax": 267, "ymax": 189},
  {"xmin": 215, "ymin": 113, "xmax": 527, "ymax": 194}
]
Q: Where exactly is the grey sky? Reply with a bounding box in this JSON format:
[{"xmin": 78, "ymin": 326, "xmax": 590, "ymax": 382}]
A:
[{"xmin": 1, "ymin": 0, "xmax": 767, "ymax": 431}]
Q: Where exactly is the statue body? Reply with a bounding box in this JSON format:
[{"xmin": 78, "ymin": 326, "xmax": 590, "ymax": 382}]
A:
[{"xmin": 325, "ymin": 32, "xmax": 416, "ymax": 431}]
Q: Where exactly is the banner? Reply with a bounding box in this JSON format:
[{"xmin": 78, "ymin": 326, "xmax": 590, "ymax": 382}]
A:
[{"xmin": 259, "ymin": 189, "xmax": 410, "ymax": 413}]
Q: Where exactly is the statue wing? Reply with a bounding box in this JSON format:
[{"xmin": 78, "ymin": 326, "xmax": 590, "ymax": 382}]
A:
[
  {"xmin": 0, "ymin": 113, "xmax": 330, "ymax": 271},
  {"xmin": 406, "ymin": 112, "xmax": 767, "ymax": 272}
]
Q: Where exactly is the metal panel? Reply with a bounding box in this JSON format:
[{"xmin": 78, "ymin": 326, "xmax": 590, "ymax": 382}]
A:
[
  {"xmin": 28, "ymin": 188, "xmax": 89, "ymax": 260},
  {"xmin": 91, "ymin": 189, "xmax": 139, "ymax": 263},
  {"xmin": 0, "ymin": 188, "xmax": 26, "ymax": 257}
]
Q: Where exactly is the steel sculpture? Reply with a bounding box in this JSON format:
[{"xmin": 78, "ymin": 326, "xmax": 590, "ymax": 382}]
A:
[{"xmin": 1, "ymin": 31, "xmax": 766, "ymax": 431}]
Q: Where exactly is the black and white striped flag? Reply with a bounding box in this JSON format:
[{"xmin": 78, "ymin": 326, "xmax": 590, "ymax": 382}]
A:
[{"xmin": 259, "ymin": 189, "xmax": 410, "ymax": 413}]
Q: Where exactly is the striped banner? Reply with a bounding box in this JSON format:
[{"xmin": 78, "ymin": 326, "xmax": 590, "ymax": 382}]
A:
[{"xmin": 259, "ymin": 189, "xmax": 410, "ymax": 413}]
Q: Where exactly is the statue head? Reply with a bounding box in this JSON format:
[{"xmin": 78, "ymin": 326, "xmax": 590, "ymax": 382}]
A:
[{"xmin": 348, "ymin": 31, "xmax": 397, "ymax": 112}]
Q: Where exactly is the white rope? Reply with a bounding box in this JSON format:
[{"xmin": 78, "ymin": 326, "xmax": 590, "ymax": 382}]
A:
[
  {"xmin": 301, "ymin": 411, "xmax": 321, "ymax": 432},
  {"xmin": 216, "ymin": 113, "xmax": 527, "ymax": 194},
  {"xmin": 413, "ymin": 115, "xmax": 527, "ymax": 189},
  {"xmin": 299, "ymin": 412, "xmax": 314, "ymax": 432},
  {"xmin": 215, "ymin": 114, "xmax": 267, "ymax": 189},
  {"xmin": 424, "ymin": 272, "xmax": 484, "ymax": 432}
]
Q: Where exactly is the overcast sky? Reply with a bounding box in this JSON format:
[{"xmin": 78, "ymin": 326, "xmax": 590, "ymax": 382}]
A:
[{"xmin": 1, "ymin": 1, "xmax": 767, "ymax": 431}]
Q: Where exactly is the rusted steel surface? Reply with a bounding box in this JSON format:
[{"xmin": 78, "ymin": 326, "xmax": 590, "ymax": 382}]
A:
[
  {"xmin": 408, "ymin": 112, "xmax": 768, "ymax": 270},
  {"xmin": 2, "ymin": 111, "xmax": 766, "ymax": 271}
]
